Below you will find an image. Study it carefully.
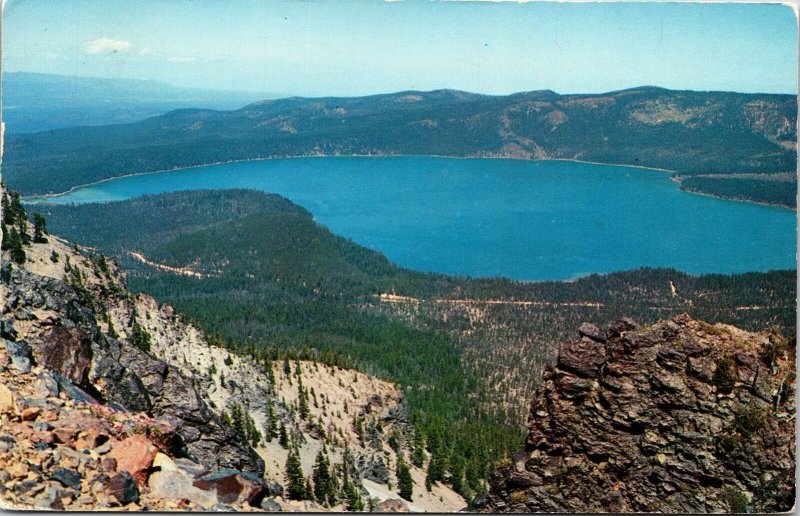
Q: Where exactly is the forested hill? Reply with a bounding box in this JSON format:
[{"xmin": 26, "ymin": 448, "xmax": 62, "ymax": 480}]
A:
[{"xmin": 5, "ymin": 87, "xmax": 796, "ymax": 203}]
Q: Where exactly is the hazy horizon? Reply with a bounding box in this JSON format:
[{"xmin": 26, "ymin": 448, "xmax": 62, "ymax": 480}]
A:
[
  {"xmin": 3, "ymin": 0, "xmax": 797, "ymax": 98},
  {"xmin": 3, "ymin": 70, "xmax": 797, "ymax": 101}
]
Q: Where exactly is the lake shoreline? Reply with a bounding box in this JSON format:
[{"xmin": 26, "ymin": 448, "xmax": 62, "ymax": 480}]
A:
[
  {"xmin": 22, "ymin": 153, "xmax": 686, "ymax": 200},
  {"xmin": 26, "ymin": 153, "xmax": 795, "ymax": 211},
  {"xmin": 31, "ymin": 156, "xmax": 796, "ymax": 281},
  {"xmin": 668, "ymin": 176, "xmax": 797, "ymax": 211}
]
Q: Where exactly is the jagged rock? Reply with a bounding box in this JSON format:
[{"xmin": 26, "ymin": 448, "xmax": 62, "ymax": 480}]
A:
[
  {"xmin": 152, "ymin": 452, "xmax": 178, "ymax": 472},
  {"xmin": 3, "ymin": 340, "xmax": 32, "ymax": 373},
  {"xmin": 4, "ymin": 268, "xmax": 264, "ymax": 477},
  {"xmin": 375, "ymin": 498, "xmax": 410, "ymax": 512},
  {"xmin": 34, "ymin": 485, "xmax": 66, "ymax": 510},
  {"xmin": 106, "ymin": 471, "xmax": 140, "ymax": 505},
  {"xmin": 606, "ymin": 317, "xmax": 638, "ymax": 340},
  {"xmin": 355, "ymin": 454, "xmax": 390, "ymax": 484},
  {"xmin": 192, "ymin": 469, "xmax": 266, "ymax": 506},
  {"xmin": 52, "ymin": 372, "xmax": 98, "ymax": 404},
  {"xmin": 557, "ymin": 337, "xmax": 606, "ymax": 378},
  {"xmin": 174, "ymin": 457, "xmax": 209, "ymax": 478},
  {"xmin": 579, "ymin": 322, "xmax": 606, "ymax": 343},
  {"xmin": 50, "ymin": 467, "xmax": 82, "ymax": 489},
  {"xmin": 264, "ymin": 481, "xmax": 284, "ymax": 498},
  {"xmin": 149, "ymin": 469, "xmax": 218, "ymax": 509},
  {"xmin": 20, "ymin": 407, "xmax": 41, "ymax": 421},
  {"xmin": 33, "ymin": 371, "xmax": 59, "ymax": 398},
  {"xmin": 0, "ymin": 383, "xmax": 16, "ymax": 414},
  {"xmin": 479, "ymin": 316, "xmax": 796, "ymax": 513},
  {"xmin": 31, "ymin": 326, "xmax": 93, "ymax": 385},
  {"xmin": 7, "ymin": 462, "xmax": 29, "ymax": 479},
  {"xmin": 0, "ymin": 435, "xmax": 16, "ymax": 452},
  {"xmin": 260, "ymin": 497, "xmax": 283, "ymax": 512},
  {"xmin": 0, "ymin": 318, "xmax": 18, "ymax": 341},
  {"xmin": 108, "ymin": 434, "xmax": 158, "ymax": 485}
]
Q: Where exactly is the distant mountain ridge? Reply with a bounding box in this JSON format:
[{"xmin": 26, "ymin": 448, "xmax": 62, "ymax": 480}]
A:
[
  {"xmin": 3, "ymin": 86, "xmax": 796, "ymax": 204},
  {"xmin": 2, "ymin": 72, "xmax": 269, "ymax": 133}
]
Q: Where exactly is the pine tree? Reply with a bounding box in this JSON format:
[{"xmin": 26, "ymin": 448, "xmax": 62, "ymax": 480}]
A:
[
  {"xmin": 396, "ymin": 456, "xmax": 414, "ymax": 502},
  {"xmin": 231, "ymin": 403, "xmax": 247, "ymax": 439},
  {"xmin": 285, "ymin": 447, "xmax": 307, "ymax": 500},
  {"xmin": 130, "ymin": 320, "xmax": 152, "ymax": 353},
  {"xmin": 268, "ymin": 402, "xmax": 279, "ymax": 440},
  {"xmin": 411, "ymin": 429, "xmax": 426, "ymax": 468},
  {"xmin": 465, "ymin": 459, "xmax": 483, "ymax": 495},
  {"xmin": 313, "ymin": 448, "xmax": 336, "ymax": 506},
  {"xmin": 104, "ymin": 311, "xmax": 119, "ymax": 339},
  {"xmin": 449, "ymin": 451, "xmax": 466, "ymax": 497},
  {"xmin": 1, "ymin": 222, "xmax": 9, "ymax": 251},
  {"xmin": 6, "ymin": 227, "xmax": 26, "ymax": 264},
  {"xmin": 305, "ymin": 477, "xmax": 316, "ymax": 502},
  {"xmin": 298, "ymin": 385, "xmax": 310, "ymax": 420},
  {"xmin": 32, "ymin": 213, "xmax": 48, "ymax": 243},
  {"xmin": 248, "ymin": 414, "xmax": 262, "ymax": 446},
  {"xmin": 425, "ymin": 433, "xmax": 446, "ymax": 491},
  {"xmin": 97, "ymin": 254, "xmax": 110, "ymax": 274},
  {"xmin": 340, "ymin": 447, "xmax": 364, "ymax": 511},
  {"xmin": 354, "ymin": 417, "xmax": 365, "ymax": 444},
  {"xmin": 279, "ymin": 423, "xmax": 290, "ymax": 449},
  {"xmin": 267, "ymin": 363, "xmax": 276, "ymax": 388},
  {"xmin": 17, "ymin": 220, "xmax": 30, "ymax": 246},
  {"xmin": 264, "ymin": 403, "xmax": 274, "ymax": 442}
]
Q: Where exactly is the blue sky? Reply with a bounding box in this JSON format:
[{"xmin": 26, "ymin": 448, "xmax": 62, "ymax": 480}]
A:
[{"xmin": 3, "ymin": 0, "xmax": 797, "ymax": 97}]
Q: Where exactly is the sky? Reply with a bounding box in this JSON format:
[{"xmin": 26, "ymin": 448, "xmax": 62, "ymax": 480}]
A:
[{"xmin": 2, "ymin": 0, "xmax": 797, "ymax": 97}]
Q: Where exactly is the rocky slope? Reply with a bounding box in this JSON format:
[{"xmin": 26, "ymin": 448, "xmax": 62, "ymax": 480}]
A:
[
  {"xmin": 0, "ymin": 204, "xmax": 463, "ymax": 511},
  {"xmin": 477, "ymin": 316, "xmax": 796, "ymax": 513}
]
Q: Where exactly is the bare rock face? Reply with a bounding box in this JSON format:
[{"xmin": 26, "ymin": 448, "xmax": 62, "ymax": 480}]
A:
[
  {"xmin": 30, "ymin": 326, "xmax": 92, "ymax": 385},
  {"xmin": 481, "ymin": 315, "xmax": 795, "ymax": 513},
  {"xmin": 1, "ymin": 266, "xmax": 264, "ymax": 477}
]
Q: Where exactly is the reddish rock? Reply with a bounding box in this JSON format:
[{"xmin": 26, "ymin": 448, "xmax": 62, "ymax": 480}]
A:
[
  {"xmin": 192, "ymin": 469, "xmax": 266, "ymax": 505},
  {"xmin": 21, "ymin": 407, "xmax": 42, "ymax": 421},
  {"xmin": 106, "ymin": 471, "xmax": 140, "ymax": 505},
  {"xmin": 31, "ymin": 430, "xmax": 55, "ymax": 445},
  {"xmin": 52, "ymin": 426, "xmax": 80, "ymax": 445},
  {"xmin": 108, "ymin": 434, "xmax": 158, "ymax": 485},
  {"xmin": 74, "ymin": 428, "xmax": 109, "ymax": 450}
]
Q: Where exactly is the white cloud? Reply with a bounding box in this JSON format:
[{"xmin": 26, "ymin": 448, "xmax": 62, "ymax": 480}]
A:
[
  {"xmin": 167, "ymin": 55, "xmax": 198, "ymax": 63},
  {"xmin": 84, "ymin": 38, "xmax": 132, "ymax": 55}
]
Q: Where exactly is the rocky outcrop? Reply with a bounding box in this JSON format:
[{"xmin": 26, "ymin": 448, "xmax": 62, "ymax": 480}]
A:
[
  {"xmin": 0, "ymin": 341, "xmax": 270, "ymax": 511},
  {"xmin": 481, "ymin": 315, "xmax": 795, "ymax": 513},
  {"xmin": 1, "ymin": 266, "xmax": 264, "ymax": 476}
]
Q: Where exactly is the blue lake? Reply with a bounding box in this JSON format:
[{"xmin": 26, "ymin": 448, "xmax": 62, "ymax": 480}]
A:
[{"xmin": 42, "ymin": 157, "xmax": 796, "ymax": 280}]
